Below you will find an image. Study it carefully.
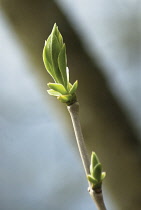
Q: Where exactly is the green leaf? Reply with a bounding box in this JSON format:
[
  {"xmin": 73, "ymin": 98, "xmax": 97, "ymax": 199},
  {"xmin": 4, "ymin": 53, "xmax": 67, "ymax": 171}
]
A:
[
  {"xmin": 47, "ymin": 89, "xmax": 62, "ymax": 96},
  {"xmin": 93, "ymin": 163, "xmax": 102, "ymax": 182},
  {"xmin": 69, "ymin": 80, "xmax": 78, "ymax": 94},
  {"xmin": 51, "ymin": 34, "xmax": 63, "ymax": 84},
  {"xmin": 87, "ymin": 175, "xmax": 98, "ymax": 185},
  {"xmin": 58, "ymin": 44, "xmax": 67, "ymax": 89},
  {"xmin": 90, "ymin": 152, "xmax": 99, "ymax": 174},
  {"xmin": 48, "ymin": 83, "xmax": 68, "ymax": 95},
  {"xmin": 68, "ymin": 82, "xmax": 72, "ymax": 90},
  {"xmin": 52, "ymin": 23, "xmax": 63, "ymax": 47},
  {"xmin": 57, "ymin": 94, "xmax": 72, "ymax": 103},
  {"xmin": 101, "ymin": 172, "xmax": 106, "ymax": 181},
  {"xmin": 43, "ymin": 38, "xmax": 57, "ymax": 81},
  {"xmin": 66, "ymin": 67, "xmax": 70, "ymax": 88},
  {"xmin": 43, "ymin": 24, "xmax": 78, "ymax": 104},
  {"xmin": 44, "ymin": 37, "xmax": 52, "ymax": 66}
]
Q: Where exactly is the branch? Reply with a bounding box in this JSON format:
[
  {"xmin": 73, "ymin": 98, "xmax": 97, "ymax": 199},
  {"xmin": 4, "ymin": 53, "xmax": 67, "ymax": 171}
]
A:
[{"xmin": 67, "ymin": 102, "xmax": 107, "ymax": 210}]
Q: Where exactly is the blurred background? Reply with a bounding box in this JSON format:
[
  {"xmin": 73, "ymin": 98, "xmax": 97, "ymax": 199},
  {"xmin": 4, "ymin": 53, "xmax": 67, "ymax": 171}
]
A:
[{"xmin": 0, "ymin": 0, "xmax": 141, "ymax": 209}]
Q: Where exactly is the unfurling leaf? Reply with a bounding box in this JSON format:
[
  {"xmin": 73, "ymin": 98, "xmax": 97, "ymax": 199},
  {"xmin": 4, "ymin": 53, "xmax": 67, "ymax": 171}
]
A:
[
  {"xmin": 43, "ymin": 23, "xmax": 78, "ymax": 105},
  {"xmin": 48, "ymin": 83, "xmax": 67, "ymax": 95},
  {"xmin": 47, "ymin": 89, "xmax": 62, "ymax": 97},
  {"xmin": 87, "ymin": 175, "xmax": 98, "ymax": 185},
  {"xmin": 58, "ymin": 44, "xmax": 67, "ymax": 89}
]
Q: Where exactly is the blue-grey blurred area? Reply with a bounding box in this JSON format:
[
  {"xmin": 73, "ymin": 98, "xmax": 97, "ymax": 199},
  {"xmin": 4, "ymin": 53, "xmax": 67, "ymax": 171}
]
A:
[
  {"xmin": 1, "ymin": 0, "xmax": 141, "ymax": 210},
  {"xmin": 56, "ymin": 0, "xmax": 141, "ymax": 138}
]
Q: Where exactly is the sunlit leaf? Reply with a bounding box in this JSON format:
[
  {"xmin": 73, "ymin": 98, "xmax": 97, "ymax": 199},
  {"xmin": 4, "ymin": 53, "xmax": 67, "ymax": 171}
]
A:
[
  {"xmin": 51, "ymin": 35, "xmax": 63, "ymax": 84},
  {"xmin": 48, "ymin": 83, "xmax": 67, "ymax": 95},
  {"xmin": 43, "ymin": 38, "xmax": 57, "ymax": 81},
  {"xmin": 43, "ymin": 23, "xmax": 78, "ymax": 105},
  {"xmin": 47, "ymin": 89, "xmax": 62, "ymax": 96},
  {"xmin": 58, "ymin": 44, "xmax": 67, "ymax": 89}
]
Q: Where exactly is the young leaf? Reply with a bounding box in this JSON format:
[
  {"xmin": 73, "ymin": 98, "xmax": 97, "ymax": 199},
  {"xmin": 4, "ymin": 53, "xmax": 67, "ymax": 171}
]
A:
[
  {"xmin": 57, "ymin": 94, "xmax": 72, "ymax": 103},
  {"xmin": 43, "ymin": 24, "xmax": 78, "ymax": 105},
  {"xmin": 101, "ymin": 172, "xmax": 106, "ymax": 181},
  {"xmin": 69, "ymin": 80, "xmax": 78, "ymax": 94},
  {"xmin": 58, "ymin": 44, "xmax": 67, "ymax": 89},
  {"xmin": 68, "ymin": 82, "xmax": 72, "ymax": 90},
  {"xmin": 47, "ymin": 89, "xmax": 62, "ymax": 97},
  {"xmin": 93, "ymin": 163, "xmax": 102, "ymax": 182},
  {"xmin": 90, "ymin": 152, "xmax": 99, "ymax": 174},
  {"xmin": 48, "ymin": 83, "xmax": 68, "ymax": 95},
  {"xmin": 43, "ymin": 38, "xmax": 57, "ymax": 82},
  {"xmin": 51, "ymin": 35, "xmax": 63, "ymax": 84},
  {"xmin": 87, "ymin": 175, "xmax": 98, "ymax": 185},
  {"xmin": 53, "ymin": 23, "xmax": 63, "ymax": 47}
]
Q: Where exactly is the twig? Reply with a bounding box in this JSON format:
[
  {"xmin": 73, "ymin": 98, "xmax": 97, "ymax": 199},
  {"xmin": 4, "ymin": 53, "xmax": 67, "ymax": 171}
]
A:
[
  {"xmin": 67, "ymin": 102, "xmax": 107, "ymax": 210},
  {"xmin": 43, "ymin": 23, "xmax": 107, "ymax": 209}
]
